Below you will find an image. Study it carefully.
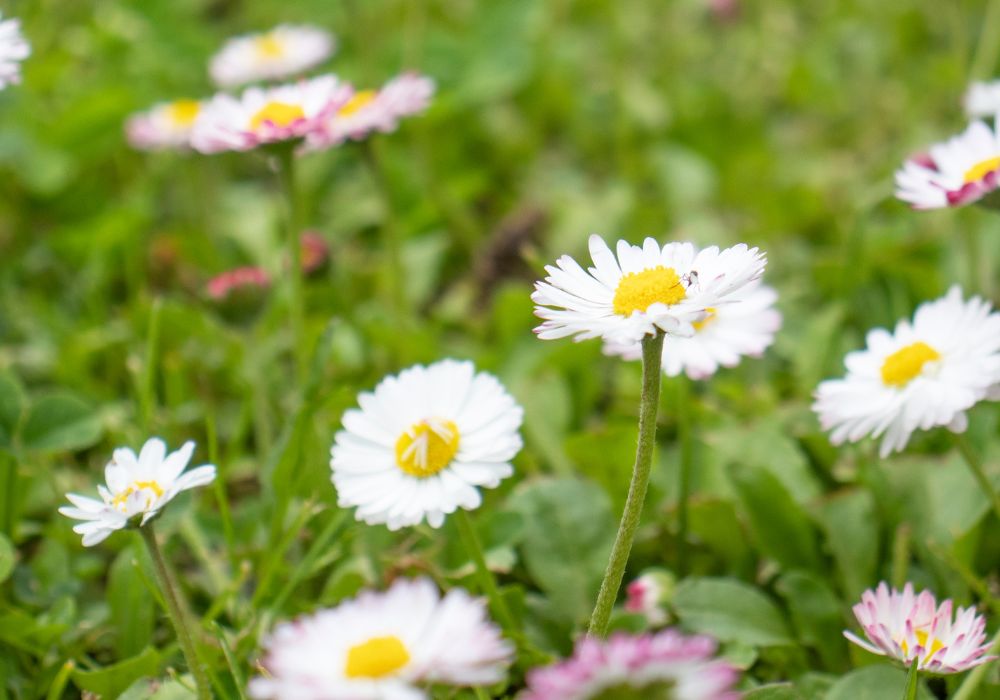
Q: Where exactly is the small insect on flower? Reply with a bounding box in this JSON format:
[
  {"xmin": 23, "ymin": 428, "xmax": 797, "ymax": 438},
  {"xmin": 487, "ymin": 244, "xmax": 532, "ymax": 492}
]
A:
[
  {"xmin": 520, "ymin": 629, "xmax": 740, "ymax": 700},
  {"xmin": 813, "ymin": 285, "xmax": 1000, "ymax": 457},
  {"xmin": 209, "ymin": 24, "xmax": 335, "ymax": 88},
  {"xmin": 532, "ymin": 234, "xmax": 766, "ymax": 346},
  {"xmin": 59, "ymin": 438, "xmax": 216, "ymax": 546},
  {"xmin": 605, "ymin": 277, "xmax": 781, "ymax": 380},
  {"xmin": 0, "ymin": 12, "xmax": 29, "ymax": 90},
  {"xmin": 190, "ymin": 75, "xmax": 352, "ymax": 154},
  {"xmin": 895, "ymin": 118, "xmax": 1000, "ymax": 209},
  {"xmin": 845, "ymin": 582, "xmax": 996, "ymax": 674},
  {"xmin": 307, "ymin": 72, "xmax": 435, "ymax": 149},
  {"xmin": 330, "ymin": 359, "xmax": 523, "ymax": 530},
  {"xmin": 964, "ymin": 81, "xmax": 1000, "ymax": 119},
  {"xmin": 249, "ymin": 577, "xmax": 513, "ymax": 700},
  {"xmin": 125, "ymin": 100, "xmax": 203, "ymax": 151}
]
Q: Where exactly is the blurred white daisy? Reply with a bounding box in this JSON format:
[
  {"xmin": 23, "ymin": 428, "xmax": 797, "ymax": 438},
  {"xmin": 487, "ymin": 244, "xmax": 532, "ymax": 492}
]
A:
[
  {"xmin": 209, "ymin": 25, "xmax": 335, "ymax": 88},
  {"xmin": 895, "ymin": 120, "xmax": 1000, "ymax": 209},
  {"xmin": 964, "ymin": 81, "xmax": 1000, "ymax": 119},
  {"xmin": 249, "ymin": 577, "xmax": 513, "ymax": 700},
  {"xmin": 532, "ymin": 234, "xmax": 767, "ymax": 346},
  {"xmin": 307, "ymin": 72, "xmax": 435, "ymax": 149},
  {"xmin": 0, "ymin": 12, "xmax": 29, "ymax": 89},
  {"xmin": 845, "ymin": 582, "xmax": 995, "ymax": 674},
  {"xmin": 330, "ymin": 359, "xmax": 522, "ymax": 530},
  {"xmin": 191, "ymin": 75, "xmax": 351, "ymax": 154},
  {"xmin": 125, "ymin": 100, "xmax": 202, "ymax": 151},
  {"xmin": 605, "ymin": 279, "xmax": 781, "ymax": 379},
  {"xmin": 59, "ymin": 438, "xmax": 216, "ymax": 547},
  {"xmin": 813, "ymin": 286, "xmax": 1000, "ymax": 457}
]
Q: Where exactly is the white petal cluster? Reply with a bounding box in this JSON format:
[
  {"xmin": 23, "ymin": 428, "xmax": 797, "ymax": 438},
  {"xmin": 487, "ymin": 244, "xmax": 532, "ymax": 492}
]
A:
[
  {"xmin": 0, "ymin": 13, "xmax": 29, "ymax": 89},
  {"xmin": 209, "ymin": 25, "xmax": 335, "ymax": 88}
]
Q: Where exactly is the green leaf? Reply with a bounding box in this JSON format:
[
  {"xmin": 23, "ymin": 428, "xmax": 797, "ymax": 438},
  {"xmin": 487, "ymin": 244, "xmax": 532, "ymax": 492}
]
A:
[
  {"xmin": 744, "ymin": 685, "xmax": 803, "ymax": 700},
  {"xmin": 108, "ymin": 542, "xmax": 155, "ymax": 658},
  {"xmin": 508, "ymin": 477, "xmax": 615, "ymax": 625},
  {"xmin": 731, "ymin": 466, "xmax": 822, "ymax": 572},
  {"xmin": 0, "ymin": 372, "xmax": 25, "ymax": 449},
  {"xmin": 0, "ymin": 533, "xmax": 14, "ymax": 584},
  {"xmin": 21, "ymin": 393, "xmax": 102, "ymax": 452},
  {"xmin": 71, "ymin": 647, "xmax": 160, "ymax": 698},
  {"xmin": 817, "ymin": 489, "xmax": 879, "ymax": 601},
  {"xmin": 673, "ymin": 577, "xmax": 794, "ymax": 647},
  {"xmin": 775, "ymin": 570, "xmax": 849, "ymax": 671},
  {"xmin": 825, "ymin": 664, "xmax": 933, "ymax": 700}
]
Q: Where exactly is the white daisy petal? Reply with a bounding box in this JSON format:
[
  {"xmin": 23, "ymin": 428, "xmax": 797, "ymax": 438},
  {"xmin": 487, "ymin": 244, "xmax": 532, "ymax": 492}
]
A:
[{"xmin": 210, "ymin": 25, "xmax": 335, "ymax": 88}]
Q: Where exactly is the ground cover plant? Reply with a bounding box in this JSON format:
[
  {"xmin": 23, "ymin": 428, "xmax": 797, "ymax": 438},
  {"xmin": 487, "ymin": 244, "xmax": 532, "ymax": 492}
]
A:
[{"xmin": 0, "ymin": 0, "xmax": 999, "ymax": 698}]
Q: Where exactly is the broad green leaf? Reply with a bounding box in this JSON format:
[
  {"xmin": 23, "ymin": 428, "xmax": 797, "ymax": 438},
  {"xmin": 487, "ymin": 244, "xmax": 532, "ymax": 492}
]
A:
[
  {"xmin": 508, "ymin": 477, "xmax": 615, "ymax": 625},
  {"xmin": 0, "ymin": 372, "xmax": 25, "ymax": 449},
  {"xmin": 825, "ymin": 664, "xmax": 933, "ymax": 700},
  {"xmin": 108, "ymin": 543, "xmax": 155, "ymax": 658},
  {"xmin": 817, "ymin": 489, "xmax": 878, "ymax": 600},
  {"xmin": 21, "ymin": 393, "xmax": 102, "ymax": 452},
  {"xmin": 775, "ymin": 570, "xmax": 849, "ymax": 671},
  {"xmin": 744, "ymin": 685, "xmax": 803, "ymax": 700},
  {"xmin": 71, "ymin": 647, "xmax": 160, "ymax": 699},
  {"xmin": 0, "ymin": 534, "xmax": 14, "ymax": 584},
  {"xmin": 673, "ymin": 577, "xmax": 793, "ymax": 647}
]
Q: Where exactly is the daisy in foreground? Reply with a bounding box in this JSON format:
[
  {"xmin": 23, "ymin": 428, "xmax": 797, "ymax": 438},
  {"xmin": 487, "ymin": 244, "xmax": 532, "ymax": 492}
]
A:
[
  {"xmin": 249, "ymin": 577, "xmax": 513, "ymax": 700},
  {"xmin": 813, "ymin": 285, "xmax": 1000, "ymax": 457},
  {"xmin": 520, "ymin": 629, "xmax": 739, "ymax": 700},
  {"xmin": 330, "ymin": 359, "xmax": 523, "ymax": 530},
  {"xmin": 59, "ymin": 438, "xmax": 216, "ymax": 546},
  {"xmin": 895, "ymin": 119, "xmax": 1000, "ymax": 209},
  {"xmin": 126, "ymin": 99, "xmax": 202, "ymax": 151},
  {"xmin": 845, "ymin": 582, "xmax": 995, "ymax": 674},
  {"xmin": 605, "ymin": 279, "xmax": 781, "ymax": 379},
  {"xmin": 532, "ymin": 235, "xmax": 766, "ymax": 345},
  {"xmin": 209, "ymin": 24, "xmax": 335, "ymax": 88},
  {"xmin": 191, "ymin": 74, "xmax": 352, "ymax": 154},
  {"xmin": 0, "ymin": 12, "xmax": 29, "ymax": 89}
]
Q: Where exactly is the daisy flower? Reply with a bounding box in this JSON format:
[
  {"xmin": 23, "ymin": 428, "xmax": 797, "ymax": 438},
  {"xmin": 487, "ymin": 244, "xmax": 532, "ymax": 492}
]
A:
[
  {"xmin": 895, "ymin": 119, "xmax": 1000, "ymax": 209},
  {"xmin": 520, "ymin": 629, "xmax": 739, "ymax": 700},
  {"xmin": 604, "ymin": 279, "xmax": 781, "ymax": 379},
  {"xmin": 307, "ymin": 72, "xmax": 435, "ymax": 149},
  {"xmin": 532, "ymin": 234, "xmax": 766, "ymax": 346},
  {"xmin": 964, "ymin": 81, "xmax": 1000, "ymax": 119},
  {"xmin": 0, "ymin": 12, "xmax": 29, "ymax": 89},
  {"xmin": 624, "ymin": 570, "xmax": 674, "ymax": 626},
  {"xmin": 249, "ymin": 577, "xmax": 513, "ymax": 700},
  {"xmin": 125, "ymin": 100, "xmax": 202, "ymax": 151},
  {"xmin": 59, "ymin": 438, "xmax": 216, "ymax": 547},
  {"xmin": 845, "ymin": 582, "xmax": 996, "ymax": 674},
  {"xmin": 190, "ymin": 75, "xmax": 352, "ymax": 154},
  {"xmin": 209, "ymin": 24, "xmax": 335, "ymax": 88},
  {"xmin": 813, "ymin": 286, "xmax": 1000, "ymax": 457},
  {"xmin": 330, "ymin": 359, "xmax": 522, "ymax": 530}
]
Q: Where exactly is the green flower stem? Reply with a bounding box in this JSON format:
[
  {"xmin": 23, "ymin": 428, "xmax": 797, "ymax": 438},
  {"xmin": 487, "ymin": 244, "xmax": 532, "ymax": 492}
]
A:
[
  {"xmin": 455, "ymin": 509, "xmax": 518, "ymax": 634},
  {"xmin": 953, "ymin": 433, "xmax": 1000, "ymax": 521},
  {"xmin": 953, "ymin": 627, "xmax": 1000, "ymax": 700},
  {"xmin": 588, "ymin": 331, "xmax": 665, "ymax": 637},
  {"xmin": 676, "ymin": 374, "xmax": 694, "ymax": 577},
  {"xmin": 140, "ymin": 524, "xmax": 211, "ymax": 700},
  {"xmin": 902, "ymin": 658, "xmax": 919, "ymax": 700},
  {"xmin": 276, "ymin": 145, "xmax": 305, "ymax": 384}
]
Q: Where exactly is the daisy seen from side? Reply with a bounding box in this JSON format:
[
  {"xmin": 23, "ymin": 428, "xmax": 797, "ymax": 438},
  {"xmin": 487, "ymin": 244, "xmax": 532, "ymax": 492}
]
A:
[{"xmin": 210, "ymin": 24, "xmax": 335, "ymax": 88}]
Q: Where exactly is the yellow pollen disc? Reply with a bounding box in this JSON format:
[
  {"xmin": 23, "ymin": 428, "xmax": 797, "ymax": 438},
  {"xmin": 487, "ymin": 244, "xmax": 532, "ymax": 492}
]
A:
[
  {"xmin": 964, "ymin": 156, "xmax": 1000, "ymax": 184},
  {"xmin": 249, "ymin": 102, "xmax": 306, "ymax": 131},
  {"xmin": 167, "ymin": 100, "xmax": 200, "ymax": 126},
  {"xmin": 344, "ymin": 636, "xmax": 410, "ymax": 679},
  {"xmin": 395, "ymin": 419, "xmax": 460, "ymax": 477},
  {"xmin": 339, "ymin": 90, "xmax": 378, "ymax": 117},
  {"xmin": 254, "ymin": 33, "xmax": 285, "ymax": 58},
  {"xmin": 111, "ymin": 480, "xmax": 165, "ymax": 510},
  {"xmin": 693, "ymin": 307, "xmax": 717, "ymax": 331},
  {"xmin": 612, "ymin": 266, "xmax": 687, "ymax": 316},
  {"xmin": 880, "ymin": 341, "xmax": 941, "ymax": 387}
]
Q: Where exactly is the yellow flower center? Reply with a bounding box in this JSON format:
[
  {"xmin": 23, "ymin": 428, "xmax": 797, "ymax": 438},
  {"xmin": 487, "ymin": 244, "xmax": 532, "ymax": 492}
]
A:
[
  {"xmin": 344, "ymin": 635, "xmax": 410, "ymax": 678},
  {"xmin": 880, "ymin": 341, "xmax": 941, "ymax": 387},
  {"xmin": 395, "ymin": 419, "xmax": 460, "ymax": 477},
  {"xmin": 692, "ymin": 307, "xmax": 717, "ymax": 331},
  {"xmin": 167, "ymin": 100, "xmax": 200, "ymax": 127},
  {"xmin": 900, "ymin": 629, "xmax": 946, "ymax": 662},
  {"xmin": 612, "ymin": 266, "xmax": 687, "ymax": 317},
  {"xmin": 339, "ymin": 90, "xmax": 378, "ymax": 117},
  {"xmin": 249, "ymin": 102, "xmax": 306, "ymax": 131},
  {"xmin": 111, "ymin": 480, "xmax": 165, "ymax": 512},
  {"xmin": 254, "ymin": 33, "xmax": 285, "ymax": 58},
  {"xmin": 964, "ymin": 156, "xmax": 1000, "ymax": 184}
]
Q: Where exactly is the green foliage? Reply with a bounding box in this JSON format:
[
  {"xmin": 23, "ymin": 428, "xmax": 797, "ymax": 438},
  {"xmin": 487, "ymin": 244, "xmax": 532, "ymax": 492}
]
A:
[{"xmin": 672, "ymin": 577, "xmax": 794, "ymax": 647}]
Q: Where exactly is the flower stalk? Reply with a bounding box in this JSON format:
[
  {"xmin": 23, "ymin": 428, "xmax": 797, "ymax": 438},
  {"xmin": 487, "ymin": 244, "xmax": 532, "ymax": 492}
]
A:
[
  {"xmin": 589, "ymin": 330, "xmax": 665, "ymax": 637},
  {"xmin": 275, "ymin": 144, "xmax": 306, "ymax": 384}
]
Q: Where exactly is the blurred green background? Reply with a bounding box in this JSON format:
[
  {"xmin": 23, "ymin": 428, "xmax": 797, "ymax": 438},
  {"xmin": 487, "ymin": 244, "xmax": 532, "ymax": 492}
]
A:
[{"xmin": 1, "ymin": 0, "xmax": 999, "ymax": 697}]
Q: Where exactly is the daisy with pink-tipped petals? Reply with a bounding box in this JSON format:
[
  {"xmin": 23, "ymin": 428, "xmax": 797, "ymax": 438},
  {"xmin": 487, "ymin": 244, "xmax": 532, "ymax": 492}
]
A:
[
  {"xmin": 126, "ymin": 100, "xmax": 203, "ymax": 151},
  {"xmin": 520, "ymin": 629, "xmax": 739, "ymax": 700},
  {"xmin": 191, "ymin": 75, "xmax": 352, "ymax": 154},
  {"xmin": 209, "ymin": 25, "xmax": 335, "ymax": 88},
  {"xmin": 845, "ymin": 582, "xmax": 996, "ymax": 674}
]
